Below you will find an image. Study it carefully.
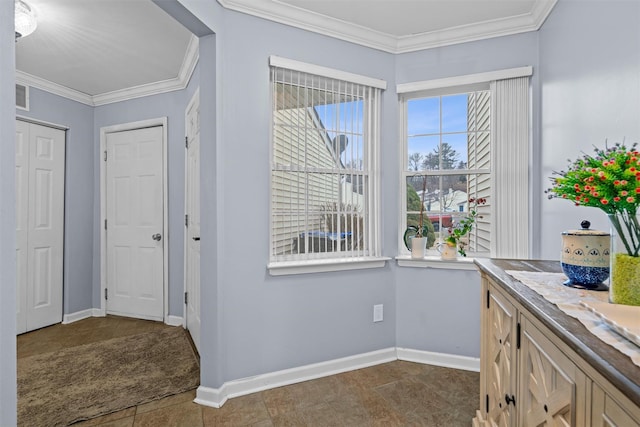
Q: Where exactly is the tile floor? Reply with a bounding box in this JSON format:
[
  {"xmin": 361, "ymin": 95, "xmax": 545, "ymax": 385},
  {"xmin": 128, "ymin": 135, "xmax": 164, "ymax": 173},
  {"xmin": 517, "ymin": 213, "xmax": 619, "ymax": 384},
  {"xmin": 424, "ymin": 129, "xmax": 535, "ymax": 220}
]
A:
[{"xmin": 18, "ymin": 316, "xmax": 480, "ymax": 426}]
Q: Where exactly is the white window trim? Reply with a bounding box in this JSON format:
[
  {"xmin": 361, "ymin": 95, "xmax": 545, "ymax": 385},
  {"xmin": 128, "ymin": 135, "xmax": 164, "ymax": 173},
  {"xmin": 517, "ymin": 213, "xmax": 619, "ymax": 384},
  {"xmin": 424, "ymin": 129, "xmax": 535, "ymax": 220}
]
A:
[
  {"xmin": 268, "ymin": 256, "xmax": 391, "ymax": 276},
  {"xmin": 269, "ymin": 56, "xmax": 387, "ymax": 90},
  {"xmin": 395, "ymin": 255, "xmax": 477, "ymax": 271},
  {"xmin": 268, "ymin": 57, "xmax": 387, "ymax": 275},
  {"xmin": 396, "ymin": 66, "xmax": 532, "ymax": 94},
  {"xmin": 397, "ymin": 67, "xmax": 532, "ymax": 269}
]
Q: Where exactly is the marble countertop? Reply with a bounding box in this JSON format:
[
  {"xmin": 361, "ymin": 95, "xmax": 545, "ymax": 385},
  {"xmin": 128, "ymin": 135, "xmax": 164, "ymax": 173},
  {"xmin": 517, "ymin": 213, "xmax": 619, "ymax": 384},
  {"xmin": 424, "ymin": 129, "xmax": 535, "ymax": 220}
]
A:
[{"xmin": 474, "ymin": 258, "xmax": 640, "ymax": 406}]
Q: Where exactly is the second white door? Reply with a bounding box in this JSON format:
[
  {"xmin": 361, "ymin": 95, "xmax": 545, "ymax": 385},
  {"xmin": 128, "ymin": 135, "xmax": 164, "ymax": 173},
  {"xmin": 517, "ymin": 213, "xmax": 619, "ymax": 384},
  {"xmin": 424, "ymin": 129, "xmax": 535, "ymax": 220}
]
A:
[
  {"xmin": 105, "ymin": 126, "xmax": 164, "ymax": 321},
  {"xmin": 185, "ymin": 90, "xmax": 201, "ymax": 351}
]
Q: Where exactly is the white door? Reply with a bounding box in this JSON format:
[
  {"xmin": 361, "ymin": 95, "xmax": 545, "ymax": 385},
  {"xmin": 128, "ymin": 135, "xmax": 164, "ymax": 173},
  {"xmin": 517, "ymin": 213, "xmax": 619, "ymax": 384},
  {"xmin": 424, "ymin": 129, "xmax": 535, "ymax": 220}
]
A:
[
  {"xmin": 106, "ymin": 126, "xmax": 164, "ymax": 320},
  {"xmin": 185, "ymin": 90, "xmax": 201, "ymax": 351},
  {"xmin": 16, "ymin": 120, "xmax": 65, "ymax": 334}
]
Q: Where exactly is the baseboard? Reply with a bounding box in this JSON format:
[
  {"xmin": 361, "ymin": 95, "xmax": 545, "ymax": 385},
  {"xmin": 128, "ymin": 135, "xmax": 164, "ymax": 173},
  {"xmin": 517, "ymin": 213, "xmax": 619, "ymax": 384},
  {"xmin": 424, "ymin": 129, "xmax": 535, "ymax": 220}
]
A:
[
  {"xmin": 62, "ymin": 308, "xmax": 105, "ymax": 324},
  {"xmin": 195, "ymin": 347, "xmax": 397, "ymax": 408},
  {"xmin": 63, "ymin": 309, "xmax": 182, "ymax": 326},
  {"xmin": 165, "ymin": 315, "xmax": 183, "ymax": 327},
  {"xmin": 396, "ymin": 347, "xmax": 480, "ymax": 372}
]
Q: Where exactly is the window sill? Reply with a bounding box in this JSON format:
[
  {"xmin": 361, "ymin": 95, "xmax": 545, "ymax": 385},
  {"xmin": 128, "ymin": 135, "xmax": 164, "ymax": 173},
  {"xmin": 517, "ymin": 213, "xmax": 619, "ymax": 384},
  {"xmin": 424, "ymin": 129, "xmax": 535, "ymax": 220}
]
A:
[
  {"xmin": 395, "ymin": 255, "xmax": 478, "ymax": 271},
  {"xmin": 268, "ymin": 257, "xmax": 391, "ymax": 276}
]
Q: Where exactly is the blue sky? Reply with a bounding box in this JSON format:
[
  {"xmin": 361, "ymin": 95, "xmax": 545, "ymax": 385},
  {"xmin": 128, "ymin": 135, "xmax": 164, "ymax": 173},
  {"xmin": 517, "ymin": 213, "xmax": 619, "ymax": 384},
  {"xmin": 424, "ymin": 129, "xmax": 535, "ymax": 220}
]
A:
[{"xmin": 407, "ymin": 94, "xmax": 469, "ymax": 168}]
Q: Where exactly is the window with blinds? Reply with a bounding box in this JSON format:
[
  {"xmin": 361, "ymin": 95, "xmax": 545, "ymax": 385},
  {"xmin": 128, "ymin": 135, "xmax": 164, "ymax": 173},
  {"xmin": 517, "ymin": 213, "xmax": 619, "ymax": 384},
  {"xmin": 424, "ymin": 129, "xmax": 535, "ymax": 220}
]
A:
[
  {"xmin": 269, "ymin": 60, "xmax": 382, "ymax": 265},
  {"xmin": 401, "ymin": 86, "xmax": 492, "ymax": 257}
]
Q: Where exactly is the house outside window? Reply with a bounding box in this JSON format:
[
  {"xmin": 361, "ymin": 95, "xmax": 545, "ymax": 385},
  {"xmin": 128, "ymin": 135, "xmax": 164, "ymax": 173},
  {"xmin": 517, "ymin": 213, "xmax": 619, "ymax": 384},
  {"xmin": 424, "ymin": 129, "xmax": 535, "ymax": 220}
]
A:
[{"xmin": 268, "ymin": 57, "xmax": 386, "ymax": 274}]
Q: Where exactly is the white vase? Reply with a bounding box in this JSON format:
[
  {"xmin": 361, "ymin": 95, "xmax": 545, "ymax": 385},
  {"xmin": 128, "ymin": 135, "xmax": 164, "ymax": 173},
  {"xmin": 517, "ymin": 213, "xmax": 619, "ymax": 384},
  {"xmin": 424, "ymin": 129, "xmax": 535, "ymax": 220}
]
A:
[
  {"xmin": 411, "ymin": 237, "xmax": 427, "ymax": 259},
  {"xmin": 438, "ymin": 242, "xmax": 457, "ymax": 260}
]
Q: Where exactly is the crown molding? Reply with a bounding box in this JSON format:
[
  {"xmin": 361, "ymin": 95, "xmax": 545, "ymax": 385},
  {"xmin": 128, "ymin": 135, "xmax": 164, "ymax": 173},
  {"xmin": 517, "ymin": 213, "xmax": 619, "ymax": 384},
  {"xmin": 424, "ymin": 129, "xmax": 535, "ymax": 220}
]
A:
[
  {"xmin": 92, "ymin": 35, "xmax": 199, "ymax": 106},
  {"xmin": 16, "ymin": 35, "xmax": 199, "ymax": 107},
  {"xmin": 218, "ymin": 0, "xmax": 398, "ymax": 52},
  {"xmin": 396, "ymin": 0, "xmax": 557, "ymax": 53},
  {"xmin": 15, "ymin": 71, "xmax": 94, "ymax": 106},
  {"xmin": 217, "ymin": 0, "xmax": 557, "ymax": 54}
]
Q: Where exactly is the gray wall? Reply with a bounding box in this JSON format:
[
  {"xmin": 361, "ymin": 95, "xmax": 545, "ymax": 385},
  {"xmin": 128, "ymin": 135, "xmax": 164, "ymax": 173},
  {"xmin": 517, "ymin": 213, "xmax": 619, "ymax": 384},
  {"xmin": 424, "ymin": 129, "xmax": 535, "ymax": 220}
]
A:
[
  {"xmin": 17, "ymin": 88, "xmax": 95, "ymax": 315},
  {"xmin": 0, "ymin": 0, "xmax": 16, "ymax": 424},
  {"xmin": 538, "ymin": 0, "xmax": 640, "ymax": 259}
]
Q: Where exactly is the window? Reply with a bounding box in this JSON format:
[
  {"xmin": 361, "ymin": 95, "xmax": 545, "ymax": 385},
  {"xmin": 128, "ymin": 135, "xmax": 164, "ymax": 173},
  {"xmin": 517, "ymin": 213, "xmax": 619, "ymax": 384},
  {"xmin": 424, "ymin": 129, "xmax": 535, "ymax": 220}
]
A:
[
  {"xmin": 398, "ymin": 68, "xmax": 532, "ymax": 260},
  {"xmin": 401, "ymin": 85, "xmax": 492, "ymax": 257},
  {"xmin": 268, "ymin": 57, "xmax": 386, "ymax": 273}
]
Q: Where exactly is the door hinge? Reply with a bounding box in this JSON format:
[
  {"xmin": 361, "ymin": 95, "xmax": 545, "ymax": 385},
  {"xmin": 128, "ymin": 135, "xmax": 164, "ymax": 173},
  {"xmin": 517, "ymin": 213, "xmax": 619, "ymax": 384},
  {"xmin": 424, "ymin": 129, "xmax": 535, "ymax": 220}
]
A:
[
  {"xmin": 184, "ymin": 291, "xmax": 188, "ymax": 305},
  {"xmin": 105, "ymin": 288, "xmax": 108, "ymax": 300},
  {"xmin": 185, "ymin": 136, "xmax": 189, "ymax": 148},
  {"xmin": 185, "ymin": 214, "xmax": 189, "ymax": 227},
  {"xmin": 104, "ymin": 219, "xmax": 107, "ymax": 230},
  {"xmin": 104, "ymin": 150, "xmax": 107, "ymax": 161},
  {"xmin": 485, "ymin": 394, "xmax": 489, "ymax": 413},
  {"xmin": 486, "ymin": 289, "xmax": 490, "ymax": 309},
  {"xmin": 516, "ymin": 322, "xmax": 521, "ymax": 349}
]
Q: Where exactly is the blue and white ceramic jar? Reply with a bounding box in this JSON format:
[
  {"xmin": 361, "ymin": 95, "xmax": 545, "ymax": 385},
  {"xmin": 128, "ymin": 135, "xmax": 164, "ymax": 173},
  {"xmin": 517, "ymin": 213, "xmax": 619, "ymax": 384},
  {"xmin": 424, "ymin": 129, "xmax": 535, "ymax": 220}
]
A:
[{"xmin": 561, "ymin": 220, "xmax": 610, "ymax": 290}]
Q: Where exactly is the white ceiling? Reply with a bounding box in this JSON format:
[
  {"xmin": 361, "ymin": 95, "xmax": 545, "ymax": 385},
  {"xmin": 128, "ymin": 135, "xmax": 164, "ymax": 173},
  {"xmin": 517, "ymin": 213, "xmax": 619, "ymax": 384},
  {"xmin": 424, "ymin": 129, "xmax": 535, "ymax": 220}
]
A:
[{"xmin": 15, "ymin": 0, "xmax": 556, "ymax": 106}]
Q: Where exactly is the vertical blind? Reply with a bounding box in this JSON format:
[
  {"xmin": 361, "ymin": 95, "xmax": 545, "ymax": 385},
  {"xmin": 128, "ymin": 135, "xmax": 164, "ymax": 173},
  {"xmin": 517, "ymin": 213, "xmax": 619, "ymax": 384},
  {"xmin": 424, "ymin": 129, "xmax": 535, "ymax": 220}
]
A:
[
  {"xmin": 270, "ymin": 65, "xmax": 381, "ymax": 263},
  {"xmin": 491, "ymin": 76, "xmax": 530, "ymax": 258}
]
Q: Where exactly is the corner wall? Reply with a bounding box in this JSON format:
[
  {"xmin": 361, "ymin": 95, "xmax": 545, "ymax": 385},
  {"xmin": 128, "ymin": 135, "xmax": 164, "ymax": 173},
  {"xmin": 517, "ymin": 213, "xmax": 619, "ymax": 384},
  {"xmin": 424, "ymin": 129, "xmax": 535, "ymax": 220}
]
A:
[
  {"xmin": 538, "ymin": 0, "xmax": 640, "ymax": 258},
  {"xmin": 0, "ymin": 1, "xmax": 16, "ymax": 424}
]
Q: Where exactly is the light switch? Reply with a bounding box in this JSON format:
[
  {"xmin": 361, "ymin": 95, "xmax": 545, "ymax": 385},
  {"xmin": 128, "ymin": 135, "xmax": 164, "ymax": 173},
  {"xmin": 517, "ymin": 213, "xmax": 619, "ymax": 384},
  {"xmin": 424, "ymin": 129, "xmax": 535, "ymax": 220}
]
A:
[{"xmin": 373, "ymin": 304, "xmax": 383, "ymax": 322}]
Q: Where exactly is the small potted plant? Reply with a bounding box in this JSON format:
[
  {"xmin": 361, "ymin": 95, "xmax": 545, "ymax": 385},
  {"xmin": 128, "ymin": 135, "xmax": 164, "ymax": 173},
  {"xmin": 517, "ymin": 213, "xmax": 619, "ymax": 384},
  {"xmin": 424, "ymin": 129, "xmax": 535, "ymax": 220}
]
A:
[
  {"xmin": 440, "ymin": 197, "xmax": 486, "ymax": 258},
  {"xmin": 403, "ymin": 176, "xmax": 435, "ymax": 258}
]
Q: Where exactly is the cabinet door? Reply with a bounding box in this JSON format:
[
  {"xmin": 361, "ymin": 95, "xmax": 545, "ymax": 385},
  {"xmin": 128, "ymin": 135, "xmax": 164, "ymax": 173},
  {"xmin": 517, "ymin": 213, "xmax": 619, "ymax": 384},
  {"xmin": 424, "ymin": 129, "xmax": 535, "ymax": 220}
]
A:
[
  {"xmin": 519, "ymin": 316, "xmax": 587, "ymax": 427},
  {"xmin": 484, "ymin": 285, "xmax": 518, "ymax": 426},
  {"xmin": 592, "ymin": 383, "xmax": 640, "ymax": 426}
]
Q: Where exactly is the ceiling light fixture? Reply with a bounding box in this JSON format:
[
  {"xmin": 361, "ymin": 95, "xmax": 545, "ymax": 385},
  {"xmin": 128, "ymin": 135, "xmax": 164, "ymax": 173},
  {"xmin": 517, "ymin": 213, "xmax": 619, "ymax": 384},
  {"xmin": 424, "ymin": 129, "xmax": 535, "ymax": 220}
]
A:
[{"xmin": 15, "ymin": 0, "xmax": 37, "ymax": 41}]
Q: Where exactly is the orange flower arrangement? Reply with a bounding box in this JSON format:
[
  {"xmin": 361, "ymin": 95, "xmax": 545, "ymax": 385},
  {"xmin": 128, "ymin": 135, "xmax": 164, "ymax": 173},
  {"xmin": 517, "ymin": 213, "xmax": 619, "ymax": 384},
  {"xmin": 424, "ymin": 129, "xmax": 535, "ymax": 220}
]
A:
[{"xmin": 547, "ymin": 142, "xmax": 640, "ymax": 257}]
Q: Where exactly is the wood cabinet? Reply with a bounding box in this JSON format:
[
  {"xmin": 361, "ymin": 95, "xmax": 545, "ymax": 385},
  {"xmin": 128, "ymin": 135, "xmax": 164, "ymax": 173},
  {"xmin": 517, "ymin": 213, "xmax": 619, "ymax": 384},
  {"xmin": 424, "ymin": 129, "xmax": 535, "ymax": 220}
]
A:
[{"xmin": 474, "ymin": 259, "xmax": 640, "ymax": 427}]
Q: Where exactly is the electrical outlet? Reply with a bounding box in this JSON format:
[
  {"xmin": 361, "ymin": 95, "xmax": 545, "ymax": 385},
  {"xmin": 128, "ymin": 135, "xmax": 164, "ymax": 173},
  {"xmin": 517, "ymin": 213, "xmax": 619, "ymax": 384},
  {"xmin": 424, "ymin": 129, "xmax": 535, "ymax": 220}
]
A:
[{"xmin": 373, "ymin": 304, "xmax": 383, "ymax": 322}]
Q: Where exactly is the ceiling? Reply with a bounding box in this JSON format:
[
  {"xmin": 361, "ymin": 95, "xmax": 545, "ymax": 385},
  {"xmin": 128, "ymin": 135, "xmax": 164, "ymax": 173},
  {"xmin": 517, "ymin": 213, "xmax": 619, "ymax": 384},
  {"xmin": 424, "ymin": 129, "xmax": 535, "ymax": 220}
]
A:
[{"xmin": 15, "ymin": 0, "xmax": 556, "ymax": 106}]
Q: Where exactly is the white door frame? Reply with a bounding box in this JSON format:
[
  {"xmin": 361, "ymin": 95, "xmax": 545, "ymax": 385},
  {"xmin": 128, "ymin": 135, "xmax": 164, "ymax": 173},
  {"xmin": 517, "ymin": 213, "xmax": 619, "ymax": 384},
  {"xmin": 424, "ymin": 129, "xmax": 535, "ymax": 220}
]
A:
[
  {"xmin": 183, "ymin": 89, "xmax": 200, "ymax": 335},
  {"xmin": 99, "ymin": 117, "xmax": 169, "ymax": 322}
]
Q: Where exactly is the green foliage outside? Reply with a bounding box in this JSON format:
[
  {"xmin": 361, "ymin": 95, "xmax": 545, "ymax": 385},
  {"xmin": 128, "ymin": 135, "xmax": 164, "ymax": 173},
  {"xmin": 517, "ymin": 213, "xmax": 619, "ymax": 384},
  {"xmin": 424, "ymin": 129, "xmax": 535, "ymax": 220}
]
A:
[{"xmin": 406, "ymin": 184, "xmax": 436, "ymax": 248}]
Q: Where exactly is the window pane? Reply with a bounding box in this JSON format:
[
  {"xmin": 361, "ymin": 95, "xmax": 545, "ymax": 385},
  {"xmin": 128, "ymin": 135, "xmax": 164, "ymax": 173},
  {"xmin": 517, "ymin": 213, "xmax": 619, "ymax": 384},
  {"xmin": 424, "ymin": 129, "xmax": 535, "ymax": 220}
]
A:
[
  {"xmin": 315, "ymin": 99, "xmax": 364, "ymax": 136},
  {"xmin": 441, "ymin": 94, "xmax": 468, "ymax": 133},
  {"xmin": 468, "ymin": 132, "xmax": 491, "ymax": 170},
  {"xmin": 341, "ymin": 134, "xmax": 364, "ymax": 171},
  {"xmin": 407, "ymin": 135, "xmax": 439, "ymax": 171},
  {"xmin": 407, "ymin": 97, "xmax": 439, "ymax": 135},
  {"xmin": 473, "ymin": 91, "xmax": 491, "ymax": 131},
  {"xmin": 420, "ymin": 174, "xmax": 470, "ymax": 214},
  {"xmin": 440, "ymin": 133, "xmax": 468, "ymax": 170}
]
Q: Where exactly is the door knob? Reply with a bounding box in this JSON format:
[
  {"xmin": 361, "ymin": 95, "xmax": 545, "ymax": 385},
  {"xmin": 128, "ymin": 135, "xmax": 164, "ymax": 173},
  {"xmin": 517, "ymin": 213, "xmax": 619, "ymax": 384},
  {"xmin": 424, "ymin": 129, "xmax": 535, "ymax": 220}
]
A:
[
  {"xmin": 152, "ymin": 233, "xmax": 162, "ymax": 241},
  {"xmin": 192, "ymin": 237, "xmax": 200, "ymax": 241}
]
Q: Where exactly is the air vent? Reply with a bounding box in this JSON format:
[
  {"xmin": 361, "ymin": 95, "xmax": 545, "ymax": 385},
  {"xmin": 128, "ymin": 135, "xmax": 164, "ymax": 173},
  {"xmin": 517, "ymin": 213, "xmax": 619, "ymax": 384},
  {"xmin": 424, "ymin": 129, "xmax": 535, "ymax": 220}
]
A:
[{"xmin": 16, "ymin": 83, "xmax": 29, "ymax": 110}]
